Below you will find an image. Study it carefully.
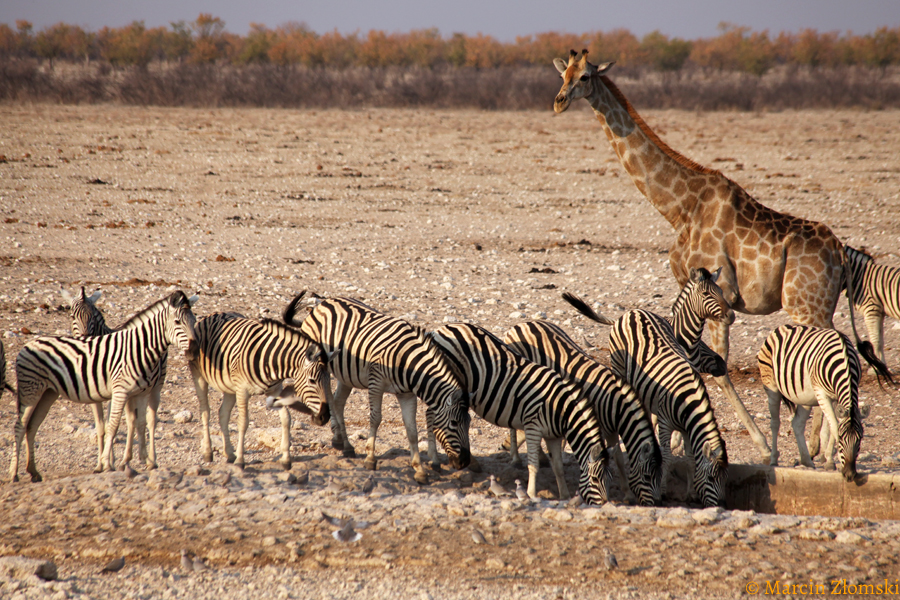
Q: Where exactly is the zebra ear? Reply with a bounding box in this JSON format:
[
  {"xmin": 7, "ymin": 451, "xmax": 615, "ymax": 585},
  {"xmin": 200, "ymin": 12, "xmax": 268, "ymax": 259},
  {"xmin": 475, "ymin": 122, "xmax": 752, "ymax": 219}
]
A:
[
  {"xmin": 60, "ymin": 288, "xmax": 74, "ymax": 304},
  {"xmin": 639, "ymin": 442, "xmax": 653, "ymax": 461},
  {"xmin": 710, "ymin": 266, "xmax": 722, "ymax": 283},
  {"xmin": 187, "ymin": 294, "xmax": 200, "ymax": 307},
  {"xmin": 88, "ymin": 290, "xmax": 102, "ymax": 304},
  {"xmin": 589, "ymin": 444, "xmax": 607, "ymax": 464}
]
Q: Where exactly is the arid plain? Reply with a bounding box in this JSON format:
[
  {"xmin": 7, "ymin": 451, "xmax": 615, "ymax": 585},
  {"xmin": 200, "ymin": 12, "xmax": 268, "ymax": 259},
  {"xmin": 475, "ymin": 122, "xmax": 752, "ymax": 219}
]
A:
[{"xmin": 0, "ymin": 103, "xmax": 899, "ymax": 599}]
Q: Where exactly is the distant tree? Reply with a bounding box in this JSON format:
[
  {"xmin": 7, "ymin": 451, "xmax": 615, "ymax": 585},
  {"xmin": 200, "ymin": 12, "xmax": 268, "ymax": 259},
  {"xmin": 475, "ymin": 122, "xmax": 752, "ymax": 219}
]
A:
[
  {"xmin": 238, "ymin": 23, "xmax": 273, "ymax": 63},
  {"xmin": 515, "ymin": 31, "xmax": 588, "ymax": 66},
  {"xmin": 268, "ymin": 22, "xmax": 318, "ymax": 66},
  {"xmin": 318, "ymin": 29, "xmax": 357, "ymax": 68},
  {"xmin": 406, "ymin": 28, "xmax": 445, "ymax": 67},
  {"xmin": 691, "ymin": 23, "xmax": 774, "ymax": 76},
  {"xmin": 190, "ymin": 13, "xmax": 227, "ymax": 64},
  {"xmin": 14, "ymin": 20, "xmax": 34, "ymax": 57},
  {"xmin": 640, "ymin": 30, "xmax": 692, "ymax": 71},
  {"xmin": 446, "ymin": 32, "xmax": 467, "ymax": 67},
  {"xmin": 98, "ymin": 21, "xmax": 154, "ymax": 68},
  {"xmin": 461, "ymin": 33, "xmax": 507, "ymax": 68},
  {"xmin": 359, "ymin": 30, "xmax": 407, "ymax": 67},
  {"xmin": 861, "ymin": 26, "xmax": 900, "ymax": 71},
  {"xmin": 591, "ymin": 29, "xmax": 640, "ymax": 66},
  {"xmin": 162, "ymin": 21, "xmax": 193, "ymax": 63}
]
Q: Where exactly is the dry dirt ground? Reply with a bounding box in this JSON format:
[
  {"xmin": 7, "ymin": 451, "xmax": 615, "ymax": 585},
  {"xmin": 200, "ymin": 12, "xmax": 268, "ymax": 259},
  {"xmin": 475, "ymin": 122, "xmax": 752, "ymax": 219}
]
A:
[{"xmin": 0, "ymin": 103, "xmax": 899, "ymax": 599}]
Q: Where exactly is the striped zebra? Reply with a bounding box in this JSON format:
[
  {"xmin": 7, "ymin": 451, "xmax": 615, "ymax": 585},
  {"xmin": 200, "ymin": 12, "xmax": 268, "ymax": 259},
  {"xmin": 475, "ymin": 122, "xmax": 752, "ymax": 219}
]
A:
[
  {"xmin": 757, "ymin": 324, "xmax": 869, "ymax": 480},
  {"xmin": 11, "ymin": 291, "xmax": 198, "ymax": 482},
  {"xmin": 844, "ymin": 245, "xmax": 900, "ymax": 368},
  {"xmin": 62, "ymin": 286, "xmax": 181, "ymax": 471},
  {"xmin": 430, "ymin": 322, "xmax": 609, "ymax": 504},
  {"xmin": 504, "ymin": 320, "xmax": 662, "ymax": 505},
  {"xmin": 188, "ymin": 312, "xmax": 331, "ymax": 470},
  {"xmin": 563, "ymin": 268, "xmax": 730, "ymax": 507},
  {"xmin": 283, "ymin": 292, "xmax": 471, "ymax": 484}
]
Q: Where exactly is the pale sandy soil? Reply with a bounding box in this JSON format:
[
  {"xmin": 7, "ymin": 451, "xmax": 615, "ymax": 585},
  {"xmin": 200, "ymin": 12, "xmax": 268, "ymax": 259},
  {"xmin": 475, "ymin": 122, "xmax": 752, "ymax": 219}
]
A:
[{"xmin": 0, "ymin": 103, "xmax": 899, "ymax": 599}]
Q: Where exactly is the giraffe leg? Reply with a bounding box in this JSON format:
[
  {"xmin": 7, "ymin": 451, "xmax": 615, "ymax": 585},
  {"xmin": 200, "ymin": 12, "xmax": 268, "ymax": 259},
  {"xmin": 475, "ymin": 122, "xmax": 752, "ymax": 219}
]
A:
[
  {"xmin": 709, "ymin": 319, "xmax": 771, "ymax": 462},
  {"xmin": 765, "ymin": 387, "xmax": 782, "ymax": 466}
]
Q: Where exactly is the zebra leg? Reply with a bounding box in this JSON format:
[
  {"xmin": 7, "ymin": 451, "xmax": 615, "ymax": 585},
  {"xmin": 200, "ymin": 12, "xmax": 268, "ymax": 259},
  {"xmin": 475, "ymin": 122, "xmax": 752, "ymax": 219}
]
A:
[
  {"xmin": 363, "ymin": 386, "xmax": 386, "ymax": 472},
  {"xmin": 424, "ymin": 406, "xmax": 440, "ymax": 470},
  {"xmin": 330, "ymin": 382, "xmax": 355, "ymax": 458},
  {"xmin": 524, "ymin": 427, "xmax": 544, "ymax": 499},
  {"xmin": 278, "ymin": 406, "xmax": 292, "ymax": 470},
  {"xmin": 709, "ymin": 319, "xmax": 772, "ymax": 463},
  {"xmin": 397, "ymin": 392, "xmax": 428, "ymax": 484},
  {"xmin": 117, "ymin": 396, "xmax": 140, "ymax": 470},
  {"xmin": 807, "ymin": 407, "xmax": 823, "ymax": 459},
  {"xmin": 790, "ymin": 406, "xmax": 815, "ymax": 468},
  {"xmin": 145, "ymin": 383, "xmax": 161, "ymax": 469},
  {"xmin": 817, "ymin": 395, "xmax": 842, "ymax": 472},
  {"xmin": 233, "ymin": 389, "xmax": 251, "ymax": 469},
  {"xmin": 23, "ymin": 391, "xmax": 58, "ymax": 483},
  {"xmin": 90, "ymin": 402, "xmax": 106, "ymax": 474},
  {"xmin": 219, "ymin": 393, "xmax": 237, "ymax": 464},
  {"xmin": 190, "ymin": 364, "xmax": 215, "ymax": 463},
  {"xmin": 101, "ymin": 390, "xmax": 129, "ymax": 472},
  {"xmin": 656, "ymin": 419, "xmax": 674, "ymax": 501},
  {"xmin": 545, "ymin": 437, "xmax": 571, "ymax": 500},
  {"xmin": 508, "ymin": 429, "xmax": 522, "ymax": 467},
  {"xmin": 608, "ymin": 433, "xmax": 635, "ymax": 504},
  {"xmin": 765, "ymin": 387, "xmax": 782, "ymax": 466},
  {"xmin": 864, "ymin": 305, "xmax": 886, "ymax": 368}
]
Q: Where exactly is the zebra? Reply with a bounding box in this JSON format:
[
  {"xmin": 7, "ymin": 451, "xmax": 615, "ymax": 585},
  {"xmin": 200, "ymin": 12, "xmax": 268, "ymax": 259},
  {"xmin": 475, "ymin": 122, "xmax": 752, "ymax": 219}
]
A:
[
  {"xmin": 283, "ymin": 292, "xmax": 471, "ymax": 484},
  {"xmin": 562, "ymin": 268, "xmax": 730, "ymax": 508},
  {"xmin": 843, "ymin": 245, "xmax": 900, "ymax": 369},
  {"xmin": 188, "ymin": 311, "xmax": 331, "ymax": 470},
  {"xmin": 430, "ymin": 322, "xmax": 609, "ymax": 504},
  {"xmin": 11, "ymin": 291, "xmax": 198, "ymax": 482},
  {"xmin": 503, "ymin": 319, "xmax": 662, "ymax": 506},
  {"xmin": 61, "ymin": 286, "xmax": 184, "ymax": 471},
  {"xmin": 757, "ymin": 324, "xmax": 869, "ymax": 480}
]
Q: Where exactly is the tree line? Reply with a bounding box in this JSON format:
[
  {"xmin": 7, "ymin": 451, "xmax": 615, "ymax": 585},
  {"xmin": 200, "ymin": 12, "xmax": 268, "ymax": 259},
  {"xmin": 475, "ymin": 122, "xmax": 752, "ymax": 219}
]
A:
[{"xmin": 2, "ymin": 14, "xmax": 899, "ymax": 74}]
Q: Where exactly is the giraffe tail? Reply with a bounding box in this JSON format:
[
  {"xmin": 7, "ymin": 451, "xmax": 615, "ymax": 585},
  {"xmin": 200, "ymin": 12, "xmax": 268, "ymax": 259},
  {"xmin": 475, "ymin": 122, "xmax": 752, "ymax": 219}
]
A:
[
  {"xmin": 842, "ymin": 245, "xmax": 895, "ymax": 388},
  {"xmin": 561, "ymin": 292, "xmax": 616, "ymax": 326}
]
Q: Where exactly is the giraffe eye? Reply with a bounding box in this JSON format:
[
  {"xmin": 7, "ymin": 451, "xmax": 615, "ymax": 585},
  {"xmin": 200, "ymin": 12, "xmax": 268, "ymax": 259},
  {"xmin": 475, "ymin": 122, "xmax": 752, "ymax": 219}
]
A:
[{"xmin": 579, "ymin": 75, "xmax": 589, "ymax": 81}]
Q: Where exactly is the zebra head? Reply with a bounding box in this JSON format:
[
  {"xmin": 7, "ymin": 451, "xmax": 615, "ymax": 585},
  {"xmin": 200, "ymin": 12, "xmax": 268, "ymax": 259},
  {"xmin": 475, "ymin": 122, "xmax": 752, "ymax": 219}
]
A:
[
  {"xmin": 694, "ymin": 440, "xmax": 728, "ymax": 508},
  {"xmin": 577, "ymin": 444, "xmax": 609, "ymax": 505},
  {"xmin": 66, "ymin": 287, "xmax": 107, "ymax": 336},
  {"xmin": 432, "ymin": 388, "xmax": 472, "ymax": 470},
  {"xmin": 837, "ymin": 405, "xmax": 863, "ymax": 481},
  {"xmin": 627, "ymin": 441, "xmax": 663, "ymax": 506},
  {"xmin": 685, "ymin": 267, "xmax": 735, "ymax": 325},
  {"xmin": 269, "ymin": 345, "xmax": 333, "ymax": 427},
  {"xmin": 164, "ymin": 291, "xmax": 199, "ymax": 360}
]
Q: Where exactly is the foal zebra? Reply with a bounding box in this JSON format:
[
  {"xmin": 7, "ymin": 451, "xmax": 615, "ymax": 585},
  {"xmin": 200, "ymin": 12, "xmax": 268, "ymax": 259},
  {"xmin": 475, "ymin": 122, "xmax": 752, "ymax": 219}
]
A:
[
  {"xmin": 504, "ymin": 320, "xmax": 662, "ymax": 505},
  {"xmin": 188, "ymin": 312, "xmax": 331, "ymax": 470},
  {"xmin": 563, "ymin": 268, "xmax": 730, "ymax": 507},
  {"xmin": 431, "ymin": 322, "xmax": 609, "ymax": 504},
  {"xmin": 62, "ymin": 286, "xmax": 178, "ymax": 471},
  {"xmin": 758, "ymin": 324, "xmax": 868, "ymax": 480},
  {"xmin": 11, "ymin": 291, "xmax": 198, "ymax": 482},
  {"xmin": 283, "ymin": 292, "xmax": 471, "ymax": 484}
]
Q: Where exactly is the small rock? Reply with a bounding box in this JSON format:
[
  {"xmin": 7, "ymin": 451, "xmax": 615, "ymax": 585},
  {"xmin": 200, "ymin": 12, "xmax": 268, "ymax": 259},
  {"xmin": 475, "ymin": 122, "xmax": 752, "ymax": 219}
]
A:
[
  {"xmin": 835, "ymin": 530, "xmax": 868, "ymax": 545},
  {"xmin": 173, "ymin": 410, "xmax": 193, "ymax": 424},
  {"xmin": 0, "ymin": 556, "xmax": 58, "ymax": 581}
]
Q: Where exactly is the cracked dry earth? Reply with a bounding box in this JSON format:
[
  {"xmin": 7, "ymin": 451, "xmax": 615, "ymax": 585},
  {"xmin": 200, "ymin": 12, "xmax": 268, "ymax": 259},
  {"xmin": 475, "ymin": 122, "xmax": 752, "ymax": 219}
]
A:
[{"xmin": 0, "ymin": 103, "xmax": 899, "ymax": 599}]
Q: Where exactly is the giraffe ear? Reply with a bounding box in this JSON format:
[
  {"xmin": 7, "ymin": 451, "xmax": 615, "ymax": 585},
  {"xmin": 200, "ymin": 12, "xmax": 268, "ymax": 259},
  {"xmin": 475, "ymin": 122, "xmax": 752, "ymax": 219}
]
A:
[
  {"xmin": 595, "ymin": 61, "xmax": 615, "ymax": 75},
  {"xmin": 553, "ymin": 58, "xmax": 568, "ymax": 74},
  {"xmin": 711, "ymin": 266, "xmax": 722, "ymax": 283}
]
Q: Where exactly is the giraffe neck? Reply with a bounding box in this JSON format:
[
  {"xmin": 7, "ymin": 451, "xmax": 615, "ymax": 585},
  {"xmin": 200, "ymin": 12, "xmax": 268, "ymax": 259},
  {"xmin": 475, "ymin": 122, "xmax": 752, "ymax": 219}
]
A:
[{"xmin": 585, "ymin": 75, "xmax": 719, "ymax": 230}]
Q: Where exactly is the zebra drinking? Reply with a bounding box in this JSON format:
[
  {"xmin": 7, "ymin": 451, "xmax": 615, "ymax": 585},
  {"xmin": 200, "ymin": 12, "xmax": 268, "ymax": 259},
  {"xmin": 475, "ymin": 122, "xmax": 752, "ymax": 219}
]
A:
[
  {"xmin": 11, "ymin": 291, "xmax": 198, "ymax": 482},
  {"xmin": 504, "ymin": 319, "xmax": 662, "ymax": 505},
  {"xmin": 563, "ymin": 268, "xmax": 730, "ymax": 507},
  {"xmin": 188, "ymin": 312, "xmax": 331, "ymax": 470},
  {"xmin": 758, "ymin": 324, "xmax": 870, "ymax": 480},
  {"xmin": 431, "ymin": 322, "xmax": 609, "ymax": 504},
  {"xmin": 283, "ymin": 292, "xmax": 471, "ymax": 484}
]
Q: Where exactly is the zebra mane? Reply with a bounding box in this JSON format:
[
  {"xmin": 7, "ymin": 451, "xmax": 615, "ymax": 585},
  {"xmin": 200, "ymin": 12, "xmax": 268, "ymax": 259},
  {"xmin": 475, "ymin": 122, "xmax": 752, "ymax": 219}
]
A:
[
  {"xmin": 118, "ymin": 291, "xmax": 186, "ymax": 328},
  {"xmin": 670, "ymin": 267, "xmax": 714, "ymax": 318},
  {"xmin": 259, "ymin": 317, "xmax": 316, "ymax": 345},
  {"xmin": 283, "ymin": 291, "xmax": 308, "ymax": 326},
  {"xmin": 846, "ymin": 245, "xmax": 873, "ymax": 261}
]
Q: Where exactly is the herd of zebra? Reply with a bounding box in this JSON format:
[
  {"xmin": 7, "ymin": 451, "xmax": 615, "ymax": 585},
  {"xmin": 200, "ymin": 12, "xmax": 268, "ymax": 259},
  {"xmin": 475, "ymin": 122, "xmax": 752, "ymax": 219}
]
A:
[{"xmin": 2, "ymin": 245, "xmax": 899, "ymax": 510}]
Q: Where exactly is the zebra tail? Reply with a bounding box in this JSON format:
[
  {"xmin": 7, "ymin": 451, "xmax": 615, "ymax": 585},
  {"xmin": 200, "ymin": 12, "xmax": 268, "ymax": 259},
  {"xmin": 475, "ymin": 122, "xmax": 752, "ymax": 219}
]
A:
[
  {"xmin": 561, "ymin": 292, "xmax": 615, "ymax": 326},
  {"xmin": 282, "ymin": 291, "xmax": 308, "ymax": 326},
  {"xmin": 842, "ymin": 246, "xmax": 895, "ymax": 388}
]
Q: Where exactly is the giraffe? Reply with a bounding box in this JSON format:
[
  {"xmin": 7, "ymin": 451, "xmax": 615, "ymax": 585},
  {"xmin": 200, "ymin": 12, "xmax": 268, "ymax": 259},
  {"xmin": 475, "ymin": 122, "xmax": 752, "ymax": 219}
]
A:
[{"xmin": 552, "ymin": 50, "xmax": 849, "ymax": 463}]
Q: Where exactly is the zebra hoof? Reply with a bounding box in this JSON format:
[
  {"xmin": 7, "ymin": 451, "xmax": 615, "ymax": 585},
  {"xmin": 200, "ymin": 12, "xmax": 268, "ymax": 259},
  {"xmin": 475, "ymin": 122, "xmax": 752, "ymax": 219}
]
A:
[
  {"xmin": 430, "ymin": 460, "xmax": 441, "ymax": 472},
  {"xmin": 225, "ymin": 455, "xmax": 236, "ymax": 464},
  {"xmin": 413, "ymin": 471, "xmax": 428, "ymax": 485},
  {"xmin": 467, "ymin": 457, "xmax": 482, "ymax": 473},
  {"xmin": 363, "ymin": 458, "xmax": 377, "ymax": 471},
  {"xmin": 11, "ymin": 474, "xmax": 18, "ymax": 483},
  {"xmin": 342, "ymin": 448, "xmax": 358, "ymax": 459},
  {"xmin": 331, "ymin": 437, "xmax": 344, "ymax": 451},
  {"xmin": 146, "ymin": 462, "xmax": 158, "ymax": 470},
  {"xmin": 202, "ymin": 452, "xmax": 214, "ymax": 463},
  {"xmin": 279, "ymin": 459, "xmax": 292, "ymax": 471},
  {"xmin": 93, "ymin": 466, "xmax": 104, "ymax": 474},
  {"xmin": 30, "ymin": 473, "xmax": 42, "ymax": 483}
]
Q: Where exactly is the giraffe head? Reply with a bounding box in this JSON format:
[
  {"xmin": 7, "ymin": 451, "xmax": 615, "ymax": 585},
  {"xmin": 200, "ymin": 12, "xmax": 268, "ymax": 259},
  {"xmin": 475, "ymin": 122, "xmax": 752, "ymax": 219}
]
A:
[{"xmin": 553, "ymin": 49, "xmax": 614, "ymax": 114}]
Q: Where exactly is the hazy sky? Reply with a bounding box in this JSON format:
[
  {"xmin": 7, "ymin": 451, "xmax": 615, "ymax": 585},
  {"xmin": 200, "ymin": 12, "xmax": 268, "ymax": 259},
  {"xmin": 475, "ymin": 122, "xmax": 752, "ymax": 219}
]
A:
[{"xmin": 2, "ymin": 0, "xmax": 899, "ymax": 41}]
